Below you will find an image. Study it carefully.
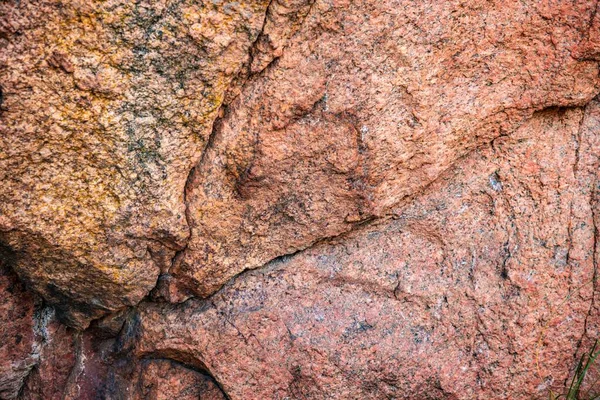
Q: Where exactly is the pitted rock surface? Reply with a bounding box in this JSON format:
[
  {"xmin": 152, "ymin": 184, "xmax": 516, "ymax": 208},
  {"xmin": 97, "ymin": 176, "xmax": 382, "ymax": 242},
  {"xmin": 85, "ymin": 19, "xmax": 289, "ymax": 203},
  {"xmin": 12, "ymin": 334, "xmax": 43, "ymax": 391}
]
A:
[
  {"xmin": 1, "ymin": 0, "xmax": 600, "ymax": 399},
  {"xmin": 0, "ymin": 0, "xmax": 271, "ymax": 327},
  {"xmin": 122, "ymin": 102, "xmax": 600, "ymax": 399},
  {"xmin": 171, "ymin": 0, "xmax": 600, "ymax": 298}
]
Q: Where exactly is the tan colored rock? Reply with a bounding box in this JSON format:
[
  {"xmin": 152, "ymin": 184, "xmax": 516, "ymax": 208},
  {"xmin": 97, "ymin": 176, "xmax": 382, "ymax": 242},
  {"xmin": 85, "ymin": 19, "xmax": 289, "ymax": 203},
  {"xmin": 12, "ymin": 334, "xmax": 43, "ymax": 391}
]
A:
[
  {"xmin": 0, "ymin": 0, "xmax": 271, "ymax": 327},
  {"xmin": 1, "ymin": 1, "xmax": 600, "ymax": 398},
  {"xmin": 2, "ymin": 0, "xmax": 600, "ymax": 329},
  {"xmin": 249, "ymin": 0, "xmax": 316, "ymax": 74},
  {"xmin": 171, "ymin": 0, "xmax": 600, "ymax": 299},
  {"xmin": 128, "ymin": 102, "xmax": 600, "ymax": 399}
]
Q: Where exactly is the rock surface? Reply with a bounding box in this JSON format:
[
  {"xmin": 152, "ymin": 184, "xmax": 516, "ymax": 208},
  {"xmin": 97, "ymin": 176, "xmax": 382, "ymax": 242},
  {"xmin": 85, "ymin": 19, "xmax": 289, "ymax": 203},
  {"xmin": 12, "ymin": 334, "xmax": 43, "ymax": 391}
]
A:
[
  {"xmin": 125, "ymin": 102, "xmax": 600, "ymax": 399},
  {"xmin": 171, "ymin": 0, "xmax": 600, "ymax": 298},
  {"xmin": 108, "ymin": 359, "xmax": 226, "ymax": 400},
  {"xmin": 0, "ymin": 0, "xmax": 271, "ymax": 328},
  {"xmin": 0, "ymin": 258, "xmax": 37, "ymax": 399},
  {"xmin": 1, "ymin": 0, "xmax": 600, "ymax": 399}
]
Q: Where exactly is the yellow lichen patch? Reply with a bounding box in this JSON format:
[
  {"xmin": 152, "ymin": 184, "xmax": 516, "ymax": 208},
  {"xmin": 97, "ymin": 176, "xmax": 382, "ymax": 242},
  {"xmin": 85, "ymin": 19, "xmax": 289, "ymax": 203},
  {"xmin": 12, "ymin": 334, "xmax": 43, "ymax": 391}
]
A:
[{"xmin": 0, "ymin": 0, "xmax": 272, "ymax": 327}]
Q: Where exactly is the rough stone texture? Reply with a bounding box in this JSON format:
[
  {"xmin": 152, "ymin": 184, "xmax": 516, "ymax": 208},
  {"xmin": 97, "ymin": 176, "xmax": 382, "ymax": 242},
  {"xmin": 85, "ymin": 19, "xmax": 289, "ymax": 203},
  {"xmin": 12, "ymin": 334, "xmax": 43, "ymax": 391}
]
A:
[
  {"xmin": 1, "ymin": 0, "xmax": 600, "ymax": 399},
  {"xmin": 0, "ymin": 0, "xmax": 271, "ymax": 328},
  {"xmin": 1, "ymin": 0, "xmax": 600, "ymax": 325},
  {"xmin": 0, "ymin": 258, "xmax": 37, "ymax": 399},
  {"xmin": 0, "ymin": 256, "xmax": 82, "ymax": 400},
  {"xmin": 18, "ymin": 317, "xmax": 77, "ymax": 400},
  {"xmin": 128, "ymin": 102, "xmax": 600, "ymax": 399},
  {"xmin": 108, "ymin": 359, "xmax": 226, "ymax": 400},
  {"xmin": 171, "ymin": 0, "xmax": 600, "ymax": 299},
  {"xmin": 0, "ymin": 267, "xmax": 226, "ymax": 400}
]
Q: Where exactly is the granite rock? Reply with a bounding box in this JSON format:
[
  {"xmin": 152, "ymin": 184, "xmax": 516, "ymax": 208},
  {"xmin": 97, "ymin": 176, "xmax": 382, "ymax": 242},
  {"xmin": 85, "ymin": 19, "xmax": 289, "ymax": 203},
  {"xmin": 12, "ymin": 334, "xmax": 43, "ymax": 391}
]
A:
[
  {"xmin": 1, "ymin": 1, "xmax": 600, "ymax": 398},
  {"xmin": 128, "ymin": 102, "xmax": 600, "ymax": 399},
  {"xmin": 0, "ymin": 259, "xmax": 37, "ymax": 399},
  {"xmin": 107, "ymin": 358, "xmax": 226, "ymax": 400},
  {"xmin": 171, "ymin": 0, "xmax": 600, "ymax": 299},
  {"xmin": 0, "ymin": 0, "xmax": 271, "ymax": 328}
]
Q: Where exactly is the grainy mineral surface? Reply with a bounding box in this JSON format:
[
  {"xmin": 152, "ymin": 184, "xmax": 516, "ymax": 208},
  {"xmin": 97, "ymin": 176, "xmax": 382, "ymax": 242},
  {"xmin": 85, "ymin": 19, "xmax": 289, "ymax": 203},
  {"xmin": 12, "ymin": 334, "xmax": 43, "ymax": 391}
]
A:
[{"xmin": 2, "ymin": 0, "xmax": 600, "ymax": 398}]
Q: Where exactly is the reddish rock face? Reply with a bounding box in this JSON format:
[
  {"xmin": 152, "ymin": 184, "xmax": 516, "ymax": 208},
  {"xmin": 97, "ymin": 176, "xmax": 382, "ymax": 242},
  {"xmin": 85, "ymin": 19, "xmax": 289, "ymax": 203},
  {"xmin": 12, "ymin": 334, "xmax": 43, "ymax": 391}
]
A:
[
  {"xmin": 0, "ymin": 0, "xmax": 272, "ymax": 328},
  {"xmin": 1, "ymin": 0, "xmax": 600, "ymax": 399},
  {"xmin": 171, "ymin": 0, "xmax": 600, "ymax": 299},
  {"xmin": 108, "ymin": 359, "xmax": 226, "ymax": 400},
  {"xmin": 128, "ymin": 103, "xmax": 600, "ymax": 399},
  {"xmin": 2, "ymin": 0, "xmax": 600, "ymax": 326},
  {"xmin": 18, "ymin": 317, "xmax": 77, "ymax": 400},
  {"xmin": 0, "ymin": 258, "xmax": 37, "ymax": 399}
]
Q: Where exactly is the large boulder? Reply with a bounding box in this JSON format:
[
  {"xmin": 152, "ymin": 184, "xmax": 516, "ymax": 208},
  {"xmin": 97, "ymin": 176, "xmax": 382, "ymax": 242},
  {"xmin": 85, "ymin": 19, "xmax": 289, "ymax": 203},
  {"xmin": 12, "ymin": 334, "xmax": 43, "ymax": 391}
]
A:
[
  {"xmin": 170, "ymin": 0, "xmax": 600, "ymax": 299},
  {"xmin": 126, "ymin": 102, "xmax": 600, "ymax": 399},
  {"xmin": 0, "ymin": 0, "xmax": 272, "ymax": 328},
  {"xmin": 1, "ymin": 1, "xmax": 600, "ymax": 398},
  {"xmin": 3, "ymin": 0, "xmax": 600, "ymax": 327}
]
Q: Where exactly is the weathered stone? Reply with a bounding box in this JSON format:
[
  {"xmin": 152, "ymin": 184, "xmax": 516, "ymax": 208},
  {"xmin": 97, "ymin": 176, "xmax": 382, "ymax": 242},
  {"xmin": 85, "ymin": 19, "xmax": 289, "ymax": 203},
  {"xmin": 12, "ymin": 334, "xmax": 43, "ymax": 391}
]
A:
[
  {"xmin": 172, "ymin": 0, "xmax": 600, "ymax": 299},
  {"xmin": 0, "ymin": 256, "xmax": 82, "ymax": 400},
  {"xmin": 0, "ymin": 258, "xmax": 37, "ymax": 400},
  {"xmin": 127, "ymin": 102, "xmax": 600, "ymax": 399},
  {"xmin": 2, "ymin": 1, "xmax": 600, "ymax": 398},
  {"xmin": 0, "ymin": 0, "xmax": 271, "ymax": 328},
  {"xmin": 19, "ymin": 317, "xmax": 76, "ymax": 400},
  {"xmin": 107, "ymin": 359, "xmax": 226, "ymax": 400},
  {"xmin": 19, "ymin": 318, "xmax": 128, "ymax": 400},
  {"xmin": 63, "ymin": 333, "xmax": 119, "ymax": 400}
]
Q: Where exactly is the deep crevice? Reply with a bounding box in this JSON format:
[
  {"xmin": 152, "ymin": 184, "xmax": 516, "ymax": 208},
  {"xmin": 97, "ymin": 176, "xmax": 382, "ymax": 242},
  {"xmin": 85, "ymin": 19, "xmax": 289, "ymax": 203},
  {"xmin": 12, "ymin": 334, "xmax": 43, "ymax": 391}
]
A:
[{"xmin": 157, "ymin": 0, "xmax": 315, "ymax": 297}]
